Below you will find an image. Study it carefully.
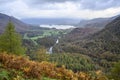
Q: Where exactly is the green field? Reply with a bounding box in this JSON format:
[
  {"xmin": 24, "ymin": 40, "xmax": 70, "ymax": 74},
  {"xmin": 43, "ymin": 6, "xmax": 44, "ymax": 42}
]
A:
[{"xmin": 24, "ymin": 29, "xmax": 67, "ymax": 40}]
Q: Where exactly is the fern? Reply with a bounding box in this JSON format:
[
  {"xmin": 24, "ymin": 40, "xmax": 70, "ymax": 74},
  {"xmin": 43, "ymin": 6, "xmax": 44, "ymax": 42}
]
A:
[{"xmin": 0, "ymin": 69, "xmax": 9, "ymax": 80}]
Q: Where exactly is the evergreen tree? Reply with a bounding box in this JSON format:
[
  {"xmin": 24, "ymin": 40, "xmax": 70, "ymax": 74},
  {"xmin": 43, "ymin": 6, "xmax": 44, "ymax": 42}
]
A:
[{"xmin": 0, "ymin": 22, "xmax": 25, "ymax": 55}]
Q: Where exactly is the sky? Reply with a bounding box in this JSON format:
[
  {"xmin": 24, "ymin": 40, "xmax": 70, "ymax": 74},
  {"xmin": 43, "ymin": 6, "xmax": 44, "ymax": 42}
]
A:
[{"xmin": 0, "ymin": 0, "xmax": 120, "ymax": 19}]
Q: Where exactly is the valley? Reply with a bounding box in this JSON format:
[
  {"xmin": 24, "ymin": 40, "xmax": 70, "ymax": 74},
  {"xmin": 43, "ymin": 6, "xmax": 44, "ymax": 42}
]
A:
[
  {"xmin": 20, "ymin": 14, "xmax": 120, "ymax": 74},
  {"xmin": 0, "ymin": 11, "xmax": 120, "ymax": 80}
]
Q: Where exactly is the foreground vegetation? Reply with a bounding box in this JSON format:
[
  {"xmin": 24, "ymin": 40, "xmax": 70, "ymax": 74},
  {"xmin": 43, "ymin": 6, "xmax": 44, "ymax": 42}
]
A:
[{"xmin": 0, "ymin": 53, "xmax": 109, "ymax": 80}]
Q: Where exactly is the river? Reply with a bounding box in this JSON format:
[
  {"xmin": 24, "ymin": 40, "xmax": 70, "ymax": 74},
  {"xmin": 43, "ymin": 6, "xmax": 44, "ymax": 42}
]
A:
[{"xmin": 48, "ymin": 39, "xmax": 59, "ymax": 54}]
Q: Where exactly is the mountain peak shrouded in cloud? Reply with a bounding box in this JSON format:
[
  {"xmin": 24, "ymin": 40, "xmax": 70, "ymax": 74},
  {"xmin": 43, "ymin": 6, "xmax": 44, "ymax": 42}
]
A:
[{"xmin": 0, "ymin": 0, "xmax": 120, "ymax": 19}]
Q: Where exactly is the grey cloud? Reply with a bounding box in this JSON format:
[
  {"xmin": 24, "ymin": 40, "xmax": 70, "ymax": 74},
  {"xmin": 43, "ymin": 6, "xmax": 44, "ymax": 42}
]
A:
[
  {"xmin": 0, "ymin": 0, "xmax": 9, "ymax": 3},
  {"xmin": 1, "ymin": 0, "xmax": 120, "ymax": 11},
  {"xmin": 80, "ymin": 0, "xmax": 120, "ymax": 10},
  {"xmin": 24, "ymin": 0, "xmax": 81, "ymax": 10},
  {"xmin": 25, "ymin": 0, "xmax": 120, "ymax": 10},
  {"xmin": 25, "ymin": 0, "xmax": 80, "ymax": 4},
  {"xmin": 0, "ymin": 0, "xmax": 16, "ymax": 4}
]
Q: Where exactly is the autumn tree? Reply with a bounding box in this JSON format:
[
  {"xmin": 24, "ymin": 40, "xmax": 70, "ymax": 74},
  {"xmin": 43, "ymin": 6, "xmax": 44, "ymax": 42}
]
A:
[{"xmin": 0, "ymin": 22, "xmax": 25, "ymax": 55}]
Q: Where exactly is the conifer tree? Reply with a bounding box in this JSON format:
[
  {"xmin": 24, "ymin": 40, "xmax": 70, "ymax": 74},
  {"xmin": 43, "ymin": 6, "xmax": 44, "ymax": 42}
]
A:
[{"xmin": 0, "ymin": 22, "xmax": 25, "ymax": 55}]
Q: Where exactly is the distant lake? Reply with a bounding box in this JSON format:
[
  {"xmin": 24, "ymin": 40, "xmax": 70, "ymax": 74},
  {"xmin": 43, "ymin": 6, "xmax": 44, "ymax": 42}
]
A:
[{"xmin": 40, "ymin": 24, "xmax": 75, "ymax": 29}]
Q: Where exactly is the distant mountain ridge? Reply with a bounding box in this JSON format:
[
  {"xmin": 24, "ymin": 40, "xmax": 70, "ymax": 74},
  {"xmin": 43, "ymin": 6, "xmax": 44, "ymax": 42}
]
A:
[
  {"xmin": 0, "ymin": 13, "xmax": 30, "ymax": 33},
  {"xmin": 21, "ymin": 18, "xmax": 81, "ymax": 25},
  {"xmin": 76, "ymin": 17, "xmax": 116, "ymax": 28}
]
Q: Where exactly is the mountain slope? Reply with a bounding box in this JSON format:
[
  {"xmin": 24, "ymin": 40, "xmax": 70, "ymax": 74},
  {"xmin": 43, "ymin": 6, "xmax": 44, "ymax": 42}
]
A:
[
  {"xmin": 86, "ymin": 16, "xmax": 120, "ymax": 54},
  {"xmin": 77, "ymin": 17, "xmax": 116, "ymax": 28},
  {"xmin": 92, "ymin": 16, "xmax": 120, "ymax": 39},
  {"xmin": 0, "ymin": 13, "xmax": 30, "ymax": 33},
  {"xmin": 57, "ymin": 16, "xmax": 120, "ymax": 54},
  {"xmin": 54, "ymin": 16, "xmax": 120, "ymax": 71}
]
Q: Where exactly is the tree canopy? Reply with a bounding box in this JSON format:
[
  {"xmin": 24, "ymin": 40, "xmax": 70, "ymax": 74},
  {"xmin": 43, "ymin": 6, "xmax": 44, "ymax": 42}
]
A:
[{"xmin": 0, "ymin": 22, "xmax": 25, "ymax": 55}]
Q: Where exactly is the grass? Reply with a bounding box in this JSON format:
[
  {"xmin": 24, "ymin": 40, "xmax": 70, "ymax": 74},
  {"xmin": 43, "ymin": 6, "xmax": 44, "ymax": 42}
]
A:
[{"xmin": 30, "ymin": 36, "xmax": 44, "ymax": 40}]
